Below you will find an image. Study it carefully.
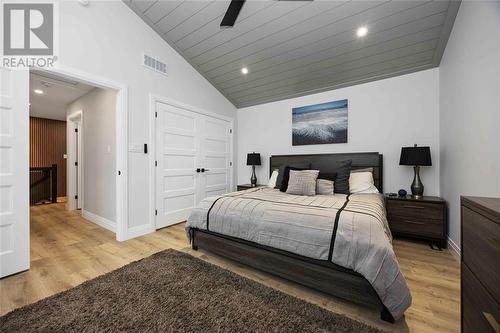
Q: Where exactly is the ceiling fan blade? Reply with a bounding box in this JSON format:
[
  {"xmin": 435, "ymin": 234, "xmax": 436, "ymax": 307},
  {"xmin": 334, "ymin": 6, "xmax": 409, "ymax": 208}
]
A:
[{"xmin": 220, "ymin": 0, "xmax": 246, "ymax": 28}]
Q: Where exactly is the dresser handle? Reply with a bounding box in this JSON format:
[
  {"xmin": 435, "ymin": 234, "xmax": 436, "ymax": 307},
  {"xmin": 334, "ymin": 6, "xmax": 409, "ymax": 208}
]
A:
[
  {"xmin": 402, "ymin": 205, "xmax": 425, "ymax": 209},
  {"xmin": 403, "ymin": 220, "xmax": 425, "ymax": 225},
  {"xmin": 483, "ymin": 312, "xmax": 500, "ymax": 333},
  {"xmin": 487, "ymin": 238, "xmax": 500, "ymax": 253}
]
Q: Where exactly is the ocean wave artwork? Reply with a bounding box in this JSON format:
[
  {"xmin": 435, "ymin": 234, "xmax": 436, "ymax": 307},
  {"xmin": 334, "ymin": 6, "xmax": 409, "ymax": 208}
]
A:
[{"xmin": 292, "ymin": 99, "xmax": 348, "ymax": 146}]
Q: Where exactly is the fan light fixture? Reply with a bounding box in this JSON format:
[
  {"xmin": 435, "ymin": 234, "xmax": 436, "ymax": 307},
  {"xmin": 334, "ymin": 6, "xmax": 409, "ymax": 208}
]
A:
[
  {"xmin": 356, "ymin": 26, "xmax": 368, "ymax": 37},
  {"xmin": 34, "ymin": 89, "xmax": 44, "ymax": 95},
  {"xmin": 241, "ymin": 67, "xmax": 249, "ymax": 75}
]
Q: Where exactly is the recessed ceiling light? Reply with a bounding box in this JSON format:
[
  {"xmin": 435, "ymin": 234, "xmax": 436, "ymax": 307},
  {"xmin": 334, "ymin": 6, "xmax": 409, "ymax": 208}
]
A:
[
  {"xmin": 241, "ymin": 67, "xmax": 249, "ymax": 75},
  {"xmin": 356, "ymin": 26, "xmax": 368, "ymax": 38},
  {"xmin": 34, "ymin": 89, "xmax": 44, "ymax": 95}
]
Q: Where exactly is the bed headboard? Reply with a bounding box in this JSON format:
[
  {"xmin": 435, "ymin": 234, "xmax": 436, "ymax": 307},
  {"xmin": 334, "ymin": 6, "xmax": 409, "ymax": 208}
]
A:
[{"xmin": 269, "ymin": 152, "xmax": 383, "ymax": 193}]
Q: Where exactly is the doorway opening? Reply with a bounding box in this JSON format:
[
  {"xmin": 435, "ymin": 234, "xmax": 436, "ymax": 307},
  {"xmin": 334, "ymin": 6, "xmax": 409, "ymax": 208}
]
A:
[{"xmin": 29, "ymin": 69, "xmax": 120, "ymax": 231}]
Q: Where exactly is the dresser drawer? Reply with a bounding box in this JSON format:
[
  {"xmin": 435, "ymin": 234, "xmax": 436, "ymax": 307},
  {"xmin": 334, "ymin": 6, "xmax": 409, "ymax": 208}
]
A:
[
  {"xmin": 387, "ymin": 200, "xmax": 444, "ymax": 220},
  {"xmin": 462, "ymin": 265, "xmax": 500, "ymax": 333},
  {"xmin": 388, "ymin": 215, "xmax": 443, "ymax": 238},
  {"xmin": 462, "ymin": 206, "xmax": 500, "ymax": 298}
]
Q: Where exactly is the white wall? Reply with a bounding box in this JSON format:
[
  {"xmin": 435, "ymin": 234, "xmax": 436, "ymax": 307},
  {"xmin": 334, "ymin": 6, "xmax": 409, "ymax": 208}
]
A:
[
  {"xmin": 439, "ymin": 1, "xmax": 500, "ymax": 253},
  {"xmin": 67, "ymin": 88, "xmax": 117, "ymax": 225},
  {"xmin": 237, "ymin": 69, "xmax": 440, "ymax": 195},
  {"xmin": 56, "ymin": 1, "xmax": 236, "ymax": 238}
]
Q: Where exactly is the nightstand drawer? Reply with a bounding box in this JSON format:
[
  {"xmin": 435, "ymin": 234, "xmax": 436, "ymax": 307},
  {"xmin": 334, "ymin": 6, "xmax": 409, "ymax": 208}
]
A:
[
  {"xmin": 388, "ymin": 216, "xmax": 443, "ymax": 238},
  {"xmin": 386, "ymin": 200, "xmax": 443, "ymax": 220}
]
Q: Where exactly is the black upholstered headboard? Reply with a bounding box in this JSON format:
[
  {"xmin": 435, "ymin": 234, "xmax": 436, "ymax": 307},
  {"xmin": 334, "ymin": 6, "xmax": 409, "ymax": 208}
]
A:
[{"xmin": 269, "ymin": 152, "xmax": 383, "ymax": 193}]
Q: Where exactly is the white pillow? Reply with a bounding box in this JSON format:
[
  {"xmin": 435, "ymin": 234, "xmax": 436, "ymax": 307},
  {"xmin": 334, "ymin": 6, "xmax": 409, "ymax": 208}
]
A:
[
  {"xmin": 349, "ymin": 172, "xmax": 379, "ymax": 194},
  {"xmin": 267, "ymin": 169, "xmax": 279, "ymax": 188}
]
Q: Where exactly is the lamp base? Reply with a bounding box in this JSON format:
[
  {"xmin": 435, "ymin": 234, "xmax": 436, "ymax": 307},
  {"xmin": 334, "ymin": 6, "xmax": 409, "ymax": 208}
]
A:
[
  {"xmin": 250, "ymin": 165, "xmax": 257, "ymax": 187},
  {"xmin": 410, "ymin": 166, "xmax": 424, "ymax": 198}
]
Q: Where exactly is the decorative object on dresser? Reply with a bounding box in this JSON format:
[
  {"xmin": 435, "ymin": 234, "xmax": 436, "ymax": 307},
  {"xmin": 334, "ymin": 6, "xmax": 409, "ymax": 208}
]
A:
[
  {"xmin": 399, "ymin": 144, "xmax": 432, "ymax": 198},
  {"xmin": 237, "ymin": 184, "xmax": 263, "ymax": 191},
  {"xmin": 461, "ymin": 196, "xmax": 500, "ymax": 333},
  {"xmin": 246, "ymin": 152, "xmax": 261, "ymax": 187},
  {"xmin": 385, "ymin": 195, "xmax": 447, "ymax": 249}
]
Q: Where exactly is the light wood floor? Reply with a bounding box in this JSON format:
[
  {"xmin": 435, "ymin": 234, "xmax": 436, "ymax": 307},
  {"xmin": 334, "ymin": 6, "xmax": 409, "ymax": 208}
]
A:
[{"xmin": 0, "ymin": 202, "xmax": 460, "ymax": 332}]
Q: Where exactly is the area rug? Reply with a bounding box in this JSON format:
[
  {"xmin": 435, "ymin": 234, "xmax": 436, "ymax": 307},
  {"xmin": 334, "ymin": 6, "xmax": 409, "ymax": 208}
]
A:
[{"xmin": 0, "ymin": 249, "xmax": 383, "ymax": 332}]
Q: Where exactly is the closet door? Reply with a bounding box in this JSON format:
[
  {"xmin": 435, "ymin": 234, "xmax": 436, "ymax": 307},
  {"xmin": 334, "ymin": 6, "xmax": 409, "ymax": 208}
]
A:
[
  {"xmin": 155, "ymin": 101, "xmax": 231, "ymax": 229},
  {"xmin": 155, "ymin": 102, "xmax": 201, "ymax": 229},
  {"xmin": 199, "ymin": 115, "xmax": 231, "ymax": 199}
]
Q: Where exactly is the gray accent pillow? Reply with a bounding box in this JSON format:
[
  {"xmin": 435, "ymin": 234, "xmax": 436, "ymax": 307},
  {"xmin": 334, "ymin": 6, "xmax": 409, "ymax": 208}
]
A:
[
  {"xmin": 274, "ymin": 162, "xmax": 311, "ymax": 189},
  {"xmin": 316, "ymin": 179, "xmax": 334, "ymax": 195},
  {"xmin": 286, "ymin": 170, "xmax": 320, "ymax": 196}
]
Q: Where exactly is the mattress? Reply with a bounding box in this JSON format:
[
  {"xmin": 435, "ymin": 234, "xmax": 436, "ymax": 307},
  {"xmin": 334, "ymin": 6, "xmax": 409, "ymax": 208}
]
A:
[{"xmin": 186, "ymin": 187, "xmax": 411, "ymax": 319}]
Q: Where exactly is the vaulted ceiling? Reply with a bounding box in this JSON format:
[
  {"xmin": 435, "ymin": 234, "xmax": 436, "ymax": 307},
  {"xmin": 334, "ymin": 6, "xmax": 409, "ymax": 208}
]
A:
[{"xmin": 125, "ymin": 0, "xmax": 460, "ymax": 108}]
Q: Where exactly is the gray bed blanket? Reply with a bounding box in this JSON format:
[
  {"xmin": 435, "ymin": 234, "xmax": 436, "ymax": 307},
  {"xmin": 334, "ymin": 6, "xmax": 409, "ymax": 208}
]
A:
[{"xmin": 186, "ymin": 187, "xmax": 411, "ymax": 320}]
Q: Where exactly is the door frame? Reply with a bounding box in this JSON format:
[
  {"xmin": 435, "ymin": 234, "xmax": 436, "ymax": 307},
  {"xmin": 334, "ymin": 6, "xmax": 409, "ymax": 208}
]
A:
[
  {"xmin": 67, "ymin": 110, "xmax": 83, "ymax": 211},
  {"xmin": 149, "ymin": 94, "xmax": 234, "ymax": 231},
  {"xmin": 36, "ymin": 66, "xmax": 129, "ymax": 241}
]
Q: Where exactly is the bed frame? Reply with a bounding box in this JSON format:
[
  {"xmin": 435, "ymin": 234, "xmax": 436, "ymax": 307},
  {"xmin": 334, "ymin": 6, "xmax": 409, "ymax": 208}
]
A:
[{"xmin": 192, "ymin": 152, "xmax": 395, "ymax": 323}]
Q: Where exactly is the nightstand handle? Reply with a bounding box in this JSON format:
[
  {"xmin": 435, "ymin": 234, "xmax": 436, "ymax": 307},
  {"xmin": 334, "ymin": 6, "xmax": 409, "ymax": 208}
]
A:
[
  {"xmin": 483, "ymin": 312, "xmax": 500, "ymax": 333},
  {"xmin": 402, "ymin": 205, "xmax": 425, "ymax": 209},
  {"xmin": 403, "ymin": 220, "xmax": 425, "ymax": 225}
]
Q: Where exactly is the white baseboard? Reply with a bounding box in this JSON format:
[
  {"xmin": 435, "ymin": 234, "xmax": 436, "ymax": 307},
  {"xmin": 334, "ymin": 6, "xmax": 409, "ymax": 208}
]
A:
[
  {"xmin": 447, "ymin": 236, "xmax": 461, "ymax": 258},
  {"xmin": 82, "ymin": 210, "xmax": 116, "ymax": 233},
  {"xmin": 124, "ymin": 224, "xmax": 155, "ymax": 240}
]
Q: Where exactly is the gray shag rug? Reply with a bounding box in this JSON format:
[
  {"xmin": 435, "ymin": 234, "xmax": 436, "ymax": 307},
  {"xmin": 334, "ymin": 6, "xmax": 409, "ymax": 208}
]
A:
[{"xmin": 1, "ymin": 249, "xmax": 384, "ymax": 332}]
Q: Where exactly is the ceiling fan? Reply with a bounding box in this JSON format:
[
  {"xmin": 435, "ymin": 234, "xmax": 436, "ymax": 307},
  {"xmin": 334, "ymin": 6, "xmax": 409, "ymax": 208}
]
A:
[{"xmin": 220, "ymin": 0, "xmax": 313, "ymax": 28}]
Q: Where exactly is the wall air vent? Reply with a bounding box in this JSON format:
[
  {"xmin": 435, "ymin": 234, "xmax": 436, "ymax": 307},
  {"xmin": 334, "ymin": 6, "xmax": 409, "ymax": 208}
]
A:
[{"xmin": 143, "ymin": 54, "xmax": 167, "ymax": 76}]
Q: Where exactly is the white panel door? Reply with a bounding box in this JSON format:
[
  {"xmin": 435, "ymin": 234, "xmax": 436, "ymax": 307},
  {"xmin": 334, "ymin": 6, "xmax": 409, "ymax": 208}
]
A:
[
  {"xmin": 200, "ymin": 115, "xmax": 230, "ymax": 199},
  {"xmin": 155, "ymin": 102, "xmax": 231, "ymax": 229},
  {"xmin": 0, "ymin": 68, "xmax": 29, "ymax": 277},
  {"xmin": 155, "ymin": 102, "xmax": 201, "ymax": 229}
]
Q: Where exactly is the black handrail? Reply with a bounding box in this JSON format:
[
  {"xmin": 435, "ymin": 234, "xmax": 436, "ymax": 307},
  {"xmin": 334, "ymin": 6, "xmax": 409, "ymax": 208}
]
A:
[{"xmin": 29, "ymin": 164, "xmax": 57, "ymax": 205}]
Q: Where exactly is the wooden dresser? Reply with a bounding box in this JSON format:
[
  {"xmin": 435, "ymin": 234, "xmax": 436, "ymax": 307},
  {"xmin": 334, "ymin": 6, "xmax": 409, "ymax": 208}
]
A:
[{"xmin": 461, "ymin": 196, "xmax": 500, "ymax": 333}]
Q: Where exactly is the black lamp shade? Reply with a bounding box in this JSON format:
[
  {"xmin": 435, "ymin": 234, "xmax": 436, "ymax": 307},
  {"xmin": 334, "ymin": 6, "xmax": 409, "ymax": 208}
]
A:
[
  {"xmin": 399, "ymin": 146, "xmax": 432, "ymax": 166},
  {"xmin": 246, "ymin": 152, "xmax": 261, "ymax": 166}
]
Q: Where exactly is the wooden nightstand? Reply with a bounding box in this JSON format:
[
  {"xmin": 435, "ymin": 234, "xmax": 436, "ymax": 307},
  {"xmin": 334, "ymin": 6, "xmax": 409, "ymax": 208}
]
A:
[
  {"xmin": 385, "ymin": 195, "xmax": 448, "ymax": 249},
  {"xmin": 237, "ymin": 184, "xmax": 264, "ymax": 191}
]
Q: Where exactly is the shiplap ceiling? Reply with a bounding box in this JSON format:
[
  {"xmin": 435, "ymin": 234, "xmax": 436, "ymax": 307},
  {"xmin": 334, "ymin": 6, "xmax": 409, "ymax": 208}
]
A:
[{"xmin": 125, "ymin": 0, "xmax": 460, "ymax": 107}]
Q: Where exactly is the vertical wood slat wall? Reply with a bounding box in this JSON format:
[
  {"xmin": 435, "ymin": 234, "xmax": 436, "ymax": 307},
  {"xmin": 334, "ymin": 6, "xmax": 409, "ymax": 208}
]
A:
[{"xmin": 29, "ymin": 117, "xmax": 67, "ymax": 197}]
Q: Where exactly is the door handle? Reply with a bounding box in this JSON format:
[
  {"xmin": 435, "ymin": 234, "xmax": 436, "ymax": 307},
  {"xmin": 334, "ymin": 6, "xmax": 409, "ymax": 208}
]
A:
[
  {"xmin": 201, "ymin": 168, "xmax": 210, "ymax": 173},
  {"xmin": 196, "ymin": 168, "xmax": 201, "ymax": 173}
]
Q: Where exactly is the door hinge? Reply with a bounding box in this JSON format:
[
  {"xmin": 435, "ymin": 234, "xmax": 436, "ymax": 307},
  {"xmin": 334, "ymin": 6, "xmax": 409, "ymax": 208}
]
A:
[
  {"xmin": 75, "ymin": 128, "xmax": 78, "ymax": 133},
  {"xmin": 118, "ymin": 170, "xmax": 121, "ymax": 175},
  {"xmin": 75, "ymin": 161, "xmax": 78, "ymax": 166},
  {"xmin": 75, "ymin": 195, "xmax": 78, "ymax": 199},
  {"xmin": 229, "ymin": 129, "xmax": 232, "ymax": 134},
  {"xmin": 229, "ymin": 161, "xmax": 232, "ymax": 166},
  {"xmin": 155, "ymin": 161, "xmax": 157, "ymax": 167},
  {"xmin": 155, "ymin": 111, "xmax": 158, "ymax": 118},
  {"xmin": 155, "ymin": 209, "xmax": 158, "ymax": 216}
]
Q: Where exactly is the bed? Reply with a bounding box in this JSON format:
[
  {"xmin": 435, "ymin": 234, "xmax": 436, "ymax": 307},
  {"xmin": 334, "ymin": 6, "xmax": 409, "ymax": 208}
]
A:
[{"xmin": 186, "ymin": 152, "xmax": 411, "ymax": 323}]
